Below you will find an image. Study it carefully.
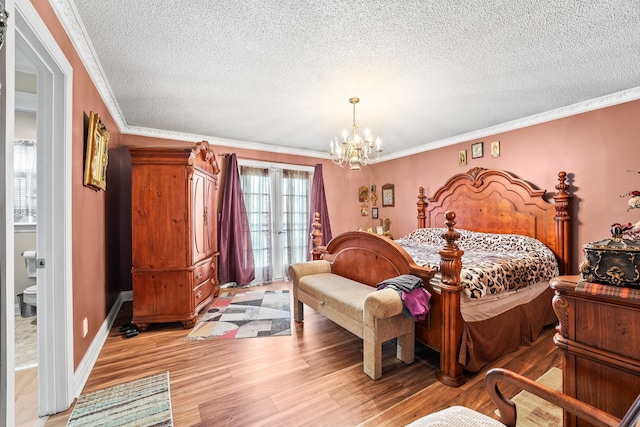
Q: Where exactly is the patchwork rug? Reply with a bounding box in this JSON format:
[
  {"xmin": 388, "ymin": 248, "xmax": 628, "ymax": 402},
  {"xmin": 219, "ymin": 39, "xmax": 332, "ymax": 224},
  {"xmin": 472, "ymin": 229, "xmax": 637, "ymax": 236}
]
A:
[
  {"xmin": 186, "ymin": 290, "xmax": 291, "ymax": 340},
  {"xmin": 496, "ymin": 366, "xmax": 562, "ymax": 426},
  {"xmin": 66, "ymin": 372, "xmax": 173, "ymax": 427}
]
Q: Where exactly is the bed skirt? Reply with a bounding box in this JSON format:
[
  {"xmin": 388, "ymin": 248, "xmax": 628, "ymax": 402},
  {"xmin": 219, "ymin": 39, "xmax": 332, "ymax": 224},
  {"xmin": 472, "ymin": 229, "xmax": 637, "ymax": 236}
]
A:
[{"xmin": 458, "ymin": 285, "xmax": 557, "ymax": 372}]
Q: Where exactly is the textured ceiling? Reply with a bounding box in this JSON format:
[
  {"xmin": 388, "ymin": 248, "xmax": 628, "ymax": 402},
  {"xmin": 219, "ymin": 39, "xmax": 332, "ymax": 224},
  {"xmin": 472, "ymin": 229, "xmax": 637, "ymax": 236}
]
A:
[{"xmin": 57, "ymin": 0, "xmax": 640, "ymax": 160}]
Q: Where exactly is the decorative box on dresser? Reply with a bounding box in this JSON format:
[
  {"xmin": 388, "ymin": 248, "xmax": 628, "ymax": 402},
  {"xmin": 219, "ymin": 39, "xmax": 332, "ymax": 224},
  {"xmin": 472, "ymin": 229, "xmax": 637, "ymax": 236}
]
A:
[
  {"xmin": 551, "ymin": 275, "xmax": 640, "ymax": 427},
  {"xmin": 130, "ymin": 141, "xmax": 221, "ymax": 330}
]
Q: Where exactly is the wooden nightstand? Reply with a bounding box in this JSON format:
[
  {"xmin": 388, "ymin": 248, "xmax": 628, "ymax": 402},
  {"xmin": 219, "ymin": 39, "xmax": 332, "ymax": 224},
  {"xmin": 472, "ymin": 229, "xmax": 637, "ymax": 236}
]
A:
[{"xmin": 551, "ymin": 275, "xmax": 640, "ymax": 426}]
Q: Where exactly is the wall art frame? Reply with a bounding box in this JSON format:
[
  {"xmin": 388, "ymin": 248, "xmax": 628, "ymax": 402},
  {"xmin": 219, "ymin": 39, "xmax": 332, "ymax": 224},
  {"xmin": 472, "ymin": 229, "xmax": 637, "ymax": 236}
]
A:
[
  {"xmin": 471, "ymin": 141, "xmax": 484, "ymax": 159},
  {"xmin": 458, "ymin": 149, "xmax": 467, "ymax": 166},
  {"xmin": 83, "ymin": 111, "xmax": 110, "ymax": 191},
  {"xmin": 491, "ymin": 140, "xmax": 500, "ymax": 158},
  {"xmin": 372, "ymin": 207, "xmax": 379, "ymax": 219},
  {"xmin": 382, "ymin": 183, "xmax": 394, "ymax": 207},
  {"xmin": 358, "ymin": 185, "xmax": 369, "ymax": 202}
]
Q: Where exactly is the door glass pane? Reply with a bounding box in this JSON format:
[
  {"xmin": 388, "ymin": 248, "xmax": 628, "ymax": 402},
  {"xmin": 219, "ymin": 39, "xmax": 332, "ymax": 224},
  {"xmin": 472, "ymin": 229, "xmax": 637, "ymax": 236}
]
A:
[
  {"xmin": 282, "ymin": 169, "xmax": 310, "ymax": 271},
  {"xmin": 240, "ymin": 166, "xmax": 272, "ymax": 284},
  {"xmin": 239, "ymin": 164, "xmax": 311, "ymax": 284}
]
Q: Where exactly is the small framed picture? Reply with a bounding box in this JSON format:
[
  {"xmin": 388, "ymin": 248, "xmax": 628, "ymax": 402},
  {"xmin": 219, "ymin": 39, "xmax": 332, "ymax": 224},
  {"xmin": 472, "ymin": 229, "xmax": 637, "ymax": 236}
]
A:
[
  {"xmin": 376, "ymin": 225, "xmax": 384, "ymax": 235},
  {"xmin": 372, "ymin": 207, "xmax": 379, "ymax": 219},
  {"xmin": 491, "ymin": 141, "xmax": 500, "ymax": 158},
  {"xmin": 471, "ymin": 142, "xmax": 484, "ymax": 159},
  {"xmin": 382, "ymin": 183, "xmax": 394, "ymax": 207},
  {"xmin": 358, "ymin": 185, "xmax": 369, "ymax": 202},
  {"xmin": 458, "ymin": 150, "xmax": 467, "ymax": 166}
]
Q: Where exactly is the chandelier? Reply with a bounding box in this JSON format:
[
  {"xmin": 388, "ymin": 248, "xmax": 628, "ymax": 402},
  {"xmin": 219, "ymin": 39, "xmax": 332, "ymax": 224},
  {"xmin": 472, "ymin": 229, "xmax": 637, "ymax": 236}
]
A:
[{"xmin": 329, "ymin": 97, "xmax": 382, "ymax": 170}]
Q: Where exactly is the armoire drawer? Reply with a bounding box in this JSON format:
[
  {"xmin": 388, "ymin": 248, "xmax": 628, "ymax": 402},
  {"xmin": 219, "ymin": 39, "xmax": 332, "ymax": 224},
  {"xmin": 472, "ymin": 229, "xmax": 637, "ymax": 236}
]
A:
[
  {"xmin": 194, "ymin": 279, "xmax": 213, "ymax": 308},
  {"xmin": 193, "ymin": 258, "xmax": 214, "ymax": 287}
]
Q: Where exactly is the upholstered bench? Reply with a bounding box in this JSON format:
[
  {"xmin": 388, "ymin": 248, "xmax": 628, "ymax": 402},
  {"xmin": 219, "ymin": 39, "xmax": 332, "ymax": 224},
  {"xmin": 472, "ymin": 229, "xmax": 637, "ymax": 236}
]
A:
[{"xmin": 288, "ymin": 260, "xmax": 415, "ymax": 379}]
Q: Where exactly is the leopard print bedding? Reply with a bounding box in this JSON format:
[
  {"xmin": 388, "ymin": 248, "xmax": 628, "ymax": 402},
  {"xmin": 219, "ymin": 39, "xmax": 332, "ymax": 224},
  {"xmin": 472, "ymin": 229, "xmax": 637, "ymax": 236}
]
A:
[{"xmin": 395, "ymin": 228, "xmax": 559, "ymax": 300}]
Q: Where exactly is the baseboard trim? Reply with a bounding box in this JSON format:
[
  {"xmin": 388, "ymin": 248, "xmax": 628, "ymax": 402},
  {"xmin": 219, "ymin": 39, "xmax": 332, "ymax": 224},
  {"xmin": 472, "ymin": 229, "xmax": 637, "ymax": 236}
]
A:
[{"xmin": 72, "ymin": 290, "xmax": 132, "ymax": 397}]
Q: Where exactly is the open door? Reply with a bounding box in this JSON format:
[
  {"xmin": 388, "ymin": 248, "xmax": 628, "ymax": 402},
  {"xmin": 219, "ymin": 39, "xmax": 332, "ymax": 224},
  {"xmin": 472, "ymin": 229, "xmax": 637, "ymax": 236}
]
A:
[
  {"xmin": 1, "ymin": 1, "xmax": 17, "ymax": 425},
  {"xmin": 3, "ymin": 0, "xmax": 74, "ymax": 418}
]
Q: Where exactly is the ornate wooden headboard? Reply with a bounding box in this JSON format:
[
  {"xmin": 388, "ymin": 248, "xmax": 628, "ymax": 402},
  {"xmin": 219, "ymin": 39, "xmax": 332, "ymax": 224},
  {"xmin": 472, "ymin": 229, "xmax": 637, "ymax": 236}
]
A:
[{"xmin": 416, "ymin": 168, "xmax": 572, "ymax": 274}]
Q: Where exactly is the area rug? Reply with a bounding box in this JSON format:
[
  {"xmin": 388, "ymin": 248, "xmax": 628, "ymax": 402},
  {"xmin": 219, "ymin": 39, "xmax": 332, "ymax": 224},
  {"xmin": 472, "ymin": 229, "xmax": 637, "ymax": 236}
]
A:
[
  {"xmin": 66, "ymin": 372, "xmax": 173, "ymax": 427},
  {"xmin": 186, "ymin": 290, "xmax": 291, "ymax": 340},
  {"xmin": 495, "ymin": 366, "xmax": 562, "ymax": 426}
]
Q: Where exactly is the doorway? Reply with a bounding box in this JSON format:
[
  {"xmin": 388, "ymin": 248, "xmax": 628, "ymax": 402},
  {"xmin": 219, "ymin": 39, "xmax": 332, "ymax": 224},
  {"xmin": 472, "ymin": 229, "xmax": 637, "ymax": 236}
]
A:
[
  {"xmin": 1, "ymin": 0, "xmax": 74, "ymax": 423},
  {"xmin": 238, "ymin": 160, "xmax": 313, "ymax": 284},
  {"xmin": 13, "ymin": 65, "xmax": 39, "ymax": 426}
]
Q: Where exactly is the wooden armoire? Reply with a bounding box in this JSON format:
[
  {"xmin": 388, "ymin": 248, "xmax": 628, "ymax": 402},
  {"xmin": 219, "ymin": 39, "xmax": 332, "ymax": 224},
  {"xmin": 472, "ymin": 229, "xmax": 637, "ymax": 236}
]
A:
[{"xmin": 129, "ymin": 141, "xmax": 221, "ymax": 330}]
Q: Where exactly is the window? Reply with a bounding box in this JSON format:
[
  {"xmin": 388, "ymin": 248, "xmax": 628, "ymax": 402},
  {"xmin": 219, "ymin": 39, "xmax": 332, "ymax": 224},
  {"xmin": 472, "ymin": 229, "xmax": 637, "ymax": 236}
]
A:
[
  {"xmin": 14, "ymin": 139, "xmax": 37, "ymax": 225},
  {"xmin": 239, "ymin": 161, "xmax": 313, "ymax": 284}
]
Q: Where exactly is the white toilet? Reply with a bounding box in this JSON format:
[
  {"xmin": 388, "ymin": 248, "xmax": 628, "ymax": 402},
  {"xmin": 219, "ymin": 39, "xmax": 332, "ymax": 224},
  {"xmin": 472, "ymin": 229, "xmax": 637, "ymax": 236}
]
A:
[
  {"xmin": 23, "ymin": 285, "xmax": 37, "ymax": 306},
  {"xmin": 21, "ymin": 251, "xmax": 37, "ymax": 317}
]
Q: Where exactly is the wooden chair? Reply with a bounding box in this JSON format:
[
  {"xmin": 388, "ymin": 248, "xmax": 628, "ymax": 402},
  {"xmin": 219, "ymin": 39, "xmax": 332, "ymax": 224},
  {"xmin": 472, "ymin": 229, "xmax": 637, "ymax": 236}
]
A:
[{"xmin": 407, "ymin": 368, "xmax": 640, "ymax": 427}]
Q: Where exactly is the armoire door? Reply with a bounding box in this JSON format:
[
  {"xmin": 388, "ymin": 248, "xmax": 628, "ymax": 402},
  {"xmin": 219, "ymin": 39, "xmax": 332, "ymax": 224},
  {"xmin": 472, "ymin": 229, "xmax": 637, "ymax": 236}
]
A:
[
  {"xmin": 192, "ymin": 170, "xmax": 208, "ymax": 263},
  {"xmin": 204, "ymin": 174, "xmax": 217, "ymax": 255}
]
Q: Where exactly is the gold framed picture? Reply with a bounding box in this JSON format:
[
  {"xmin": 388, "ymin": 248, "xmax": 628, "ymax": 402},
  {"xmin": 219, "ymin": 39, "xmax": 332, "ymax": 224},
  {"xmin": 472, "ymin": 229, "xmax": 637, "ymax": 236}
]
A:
[
  {"xmin": 491, "ymin": 141, "xmax": 500, "ymax": 158},
  {"xmin": 382, "ymin": 183, "xmax": 394, "ymax": 207},
  {"xmin": 458, "ymin": 149, "xmax": 467, "ymax": 166},
  {"xmin": 471, "ymin": 141, "xmax": 484, "ymax": 159},
  {"xmin": 83, "ymin": 111, "xmax": 110, "ymax": 191},
  {"xmin": 358, "ymin": 185, "xmax": 369, "ymax": 202}
]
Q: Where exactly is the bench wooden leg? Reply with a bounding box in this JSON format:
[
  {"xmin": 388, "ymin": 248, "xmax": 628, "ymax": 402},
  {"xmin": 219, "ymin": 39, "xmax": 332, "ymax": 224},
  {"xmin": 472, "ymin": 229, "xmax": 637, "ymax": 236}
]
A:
[{"xmin": 294, "ymin": 299, "xmax": 304, "ymax": 322}]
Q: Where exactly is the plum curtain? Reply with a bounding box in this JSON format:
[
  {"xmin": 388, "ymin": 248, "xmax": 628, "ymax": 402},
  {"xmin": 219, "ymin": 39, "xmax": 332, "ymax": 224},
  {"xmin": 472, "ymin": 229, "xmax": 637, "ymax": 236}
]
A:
[
  {"xmin": 219, "ymin": 153, "xmax": 255, "ymax": 286},
  {"xmin": 307, "ymin": 164, "xmax": 332, "ymax": 260}
]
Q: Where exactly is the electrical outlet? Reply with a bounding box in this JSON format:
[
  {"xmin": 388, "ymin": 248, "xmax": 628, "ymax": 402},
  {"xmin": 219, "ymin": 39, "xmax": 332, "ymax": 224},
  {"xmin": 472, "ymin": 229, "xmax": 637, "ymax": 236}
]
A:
[{"xmin": 83, "ymin": 317, "xmax": 88, "ymax": 338}]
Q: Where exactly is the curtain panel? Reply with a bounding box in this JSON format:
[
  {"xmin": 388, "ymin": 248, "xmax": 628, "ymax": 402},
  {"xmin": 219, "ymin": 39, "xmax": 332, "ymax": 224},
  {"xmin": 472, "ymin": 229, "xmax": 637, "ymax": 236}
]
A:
[
  {"xmin": 218, "ymin": 154, "xmax": 255, "ymax": 286},
  {"xmin": 308, "ymin": 164, "xmax": 332, "ymax": 259}
]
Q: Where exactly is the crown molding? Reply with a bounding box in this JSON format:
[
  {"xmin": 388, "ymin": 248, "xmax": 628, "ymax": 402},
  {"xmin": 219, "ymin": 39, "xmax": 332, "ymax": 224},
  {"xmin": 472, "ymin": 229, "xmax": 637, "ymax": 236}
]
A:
[
  {"xmin": 49, "ymin": 0, "xmax": 127, "ymax": 130},
  {"xmin": 49, "ymin": 0, "xmax": 640, "ymax": 162},
  {"xmin": 124, "ymin": 126, "xmax": 330, "ymax": 159},
  {"xmin": 383, "ymin": 86, "xmax": 640, "ymax": 162}
]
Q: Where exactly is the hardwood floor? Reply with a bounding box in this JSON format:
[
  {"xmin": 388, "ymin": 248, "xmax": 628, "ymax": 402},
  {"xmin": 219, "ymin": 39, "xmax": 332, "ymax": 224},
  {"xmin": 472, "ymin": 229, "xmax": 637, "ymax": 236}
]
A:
[
  {"xmin": 15, "ymin": 367, "xmax": 38, "ymax": 427},
  {"xmin": 44, "ymin": 281, "xmax": 560, "ymax": 426}
]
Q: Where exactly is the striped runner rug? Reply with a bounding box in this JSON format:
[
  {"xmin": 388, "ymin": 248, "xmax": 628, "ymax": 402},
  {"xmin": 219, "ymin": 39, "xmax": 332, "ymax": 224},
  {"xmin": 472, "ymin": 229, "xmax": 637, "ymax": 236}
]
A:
[{"xmin": 66, "ymin": 372, "xmax": 173, "ymax": 427}]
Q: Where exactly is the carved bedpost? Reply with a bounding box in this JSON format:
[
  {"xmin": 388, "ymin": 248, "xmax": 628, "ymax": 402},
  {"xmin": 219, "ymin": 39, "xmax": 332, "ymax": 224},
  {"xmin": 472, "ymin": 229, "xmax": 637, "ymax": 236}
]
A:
[
  {"xmin": 417, "ymin": 187, "xmax": 427, "ymax": 228},
  {"xmin": 311, "ymin": 212, "xmax": 323, "ymax": 260},
  {"xmin": 437, "ymin": 211, "xmax": 466, "ymax": 387},
  {"xmin": 553, "ymin": 171, "xmax": 572, "ymax": 274}
]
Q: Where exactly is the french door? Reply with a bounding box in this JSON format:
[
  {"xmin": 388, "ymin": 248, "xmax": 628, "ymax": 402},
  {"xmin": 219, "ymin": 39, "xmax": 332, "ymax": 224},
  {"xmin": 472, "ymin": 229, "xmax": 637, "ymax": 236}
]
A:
[{"xmin": 239, "ymin": 161, "xmax": 312, "ymax": 284}]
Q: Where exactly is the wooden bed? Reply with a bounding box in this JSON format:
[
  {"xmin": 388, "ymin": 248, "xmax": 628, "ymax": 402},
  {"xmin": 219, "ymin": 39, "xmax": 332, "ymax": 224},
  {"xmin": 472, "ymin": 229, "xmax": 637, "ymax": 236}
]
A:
[{"xmin": 310, "ymin": 167, "xmax": 572, "ymax": 387}]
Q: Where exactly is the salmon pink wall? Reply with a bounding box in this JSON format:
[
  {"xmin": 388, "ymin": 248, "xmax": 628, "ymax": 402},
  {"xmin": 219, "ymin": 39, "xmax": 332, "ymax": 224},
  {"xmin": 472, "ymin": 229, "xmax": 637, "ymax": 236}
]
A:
[
  {"xmin": 33, "ymin": 1, "xmax": 123, "ymax": 369},
  {"xmin": 368, "ymin": 99, "xmax": 640, "ymax": 272}
]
